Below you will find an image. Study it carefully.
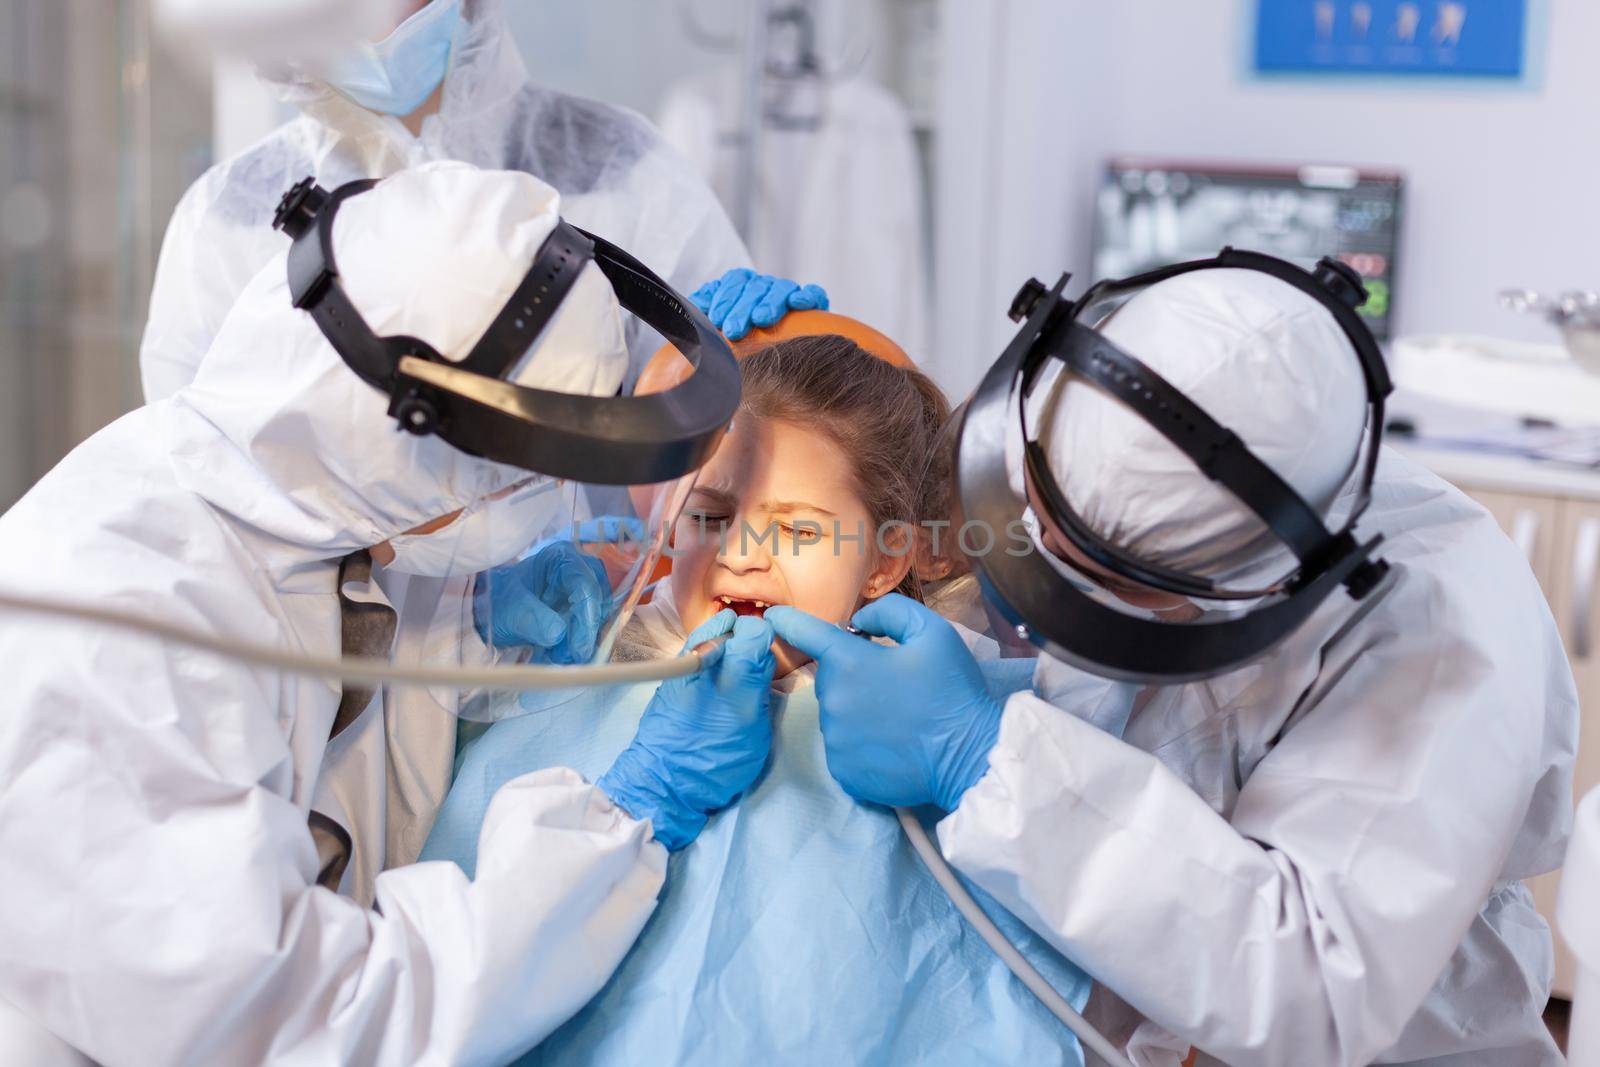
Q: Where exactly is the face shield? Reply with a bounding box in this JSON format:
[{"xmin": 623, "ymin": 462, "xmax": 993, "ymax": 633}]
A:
[
  {"xmin": 271, "ymin": 174, "xmax": 739, "ymax": 718},
  {"xmin": 946, "ymin": 250, "xmax": 1396, "ymax": 685}
]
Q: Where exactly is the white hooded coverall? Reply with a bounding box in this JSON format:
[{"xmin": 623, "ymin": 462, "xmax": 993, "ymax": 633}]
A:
[
  {"xmin": 0, "ymin": 164, "xmax": 670, "ymax": 1066},
  {"xmin": 940, "ymin": 272, "xmax": 1578, "ymax": 1065}
]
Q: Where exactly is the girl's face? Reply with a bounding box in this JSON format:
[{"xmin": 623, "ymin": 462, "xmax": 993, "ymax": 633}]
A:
[{"xmin": 671, "ymin": 416, "xmax": 910, "ymax": 676}]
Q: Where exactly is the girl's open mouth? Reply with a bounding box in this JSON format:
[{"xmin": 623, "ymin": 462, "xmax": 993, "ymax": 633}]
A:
[{"xmin": 714, "ymin": 595, "xmax": 775, "ymax": 618}]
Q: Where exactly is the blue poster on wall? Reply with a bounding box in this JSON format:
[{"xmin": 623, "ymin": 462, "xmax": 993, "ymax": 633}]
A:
[{"xmin": 1255, "ymin": 1, "xmax": 1528, "ymax": 78}]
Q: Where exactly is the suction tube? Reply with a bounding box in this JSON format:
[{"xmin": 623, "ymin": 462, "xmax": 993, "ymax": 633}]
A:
[
  {"xmin": 895, "ymin": 807, "xmax": 1136, "ymax": 1067},
  {"xmin": 0, "ymin": 590, "xmax": 710, "ymax": 691}
]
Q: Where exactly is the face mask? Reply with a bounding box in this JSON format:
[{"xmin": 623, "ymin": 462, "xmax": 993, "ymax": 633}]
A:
[
  {"xmin": 323, "ymin": 0, "xmax": 462, "ymax": 117},
  {"xmin": 383, "ymin": 477, "xmax": 564, "ymax": 578}
]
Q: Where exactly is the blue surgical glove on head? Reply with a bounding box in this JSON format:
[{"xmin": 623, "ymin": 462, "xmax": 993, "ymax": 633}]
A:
[
  {"xmin": 766, "ymin": 595, "xmax": 1003, "ymax": 812},
  {"xmin": 690, "ymin": 268, "xmax": 829, "ymax": 341},
  {"xmin": 598, "ymin": 610, "xmax": 777, "ymax": 850},
  {"xmin": 473, "ymin": 538, "xmax": 612, "ymax": 666}
]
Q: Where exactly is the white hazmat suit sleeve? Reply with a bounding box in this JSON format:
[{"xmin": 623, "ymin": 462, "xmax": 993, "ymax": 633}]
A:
[
  {"xmin": 937, "ymin": 566, "xmax": 1559, "ymax": 1066},
  {"xmin": 0, "ymin": 619, "xmax": 664, "ymax": 1066},
  {"xmin": 0, "ymin": 423, "xmax": 667, "ymax": 1067}
]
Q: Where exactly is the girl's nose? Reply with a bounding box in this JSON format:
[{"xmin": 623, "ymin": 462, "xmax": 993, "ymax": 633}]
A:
[{"xmin": 716, "ymin": 513, "xmax": 775, "ymax": 574}]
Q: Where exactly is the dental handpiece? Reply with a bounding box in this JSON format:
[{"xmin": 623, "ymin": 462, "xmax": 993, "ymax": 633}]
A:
[{"xmin": 689, "ymin": 631, "xmax": 734, "ymax": 658}]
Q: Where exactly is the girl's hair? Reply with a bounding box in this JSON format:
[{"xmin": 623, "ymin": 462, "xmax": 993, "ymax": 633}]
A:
[{"xmin": 737, "ymin": 335, "xmax": 951, "ymax": 599}]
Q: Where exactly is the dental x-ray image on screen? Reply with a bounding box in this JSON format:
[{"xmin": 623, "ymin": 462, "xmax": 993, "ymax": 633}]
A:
[{"xmin": 1093, "ymin": 159, "xmax": 1404, "ymax": 339}]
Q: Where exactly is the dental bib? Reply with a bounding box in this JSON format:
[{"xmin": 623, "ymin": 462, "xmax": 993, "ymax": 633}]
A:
[{"xmin": 421, "ymin": 652, "xmax": 1090, "ymax": 1065}]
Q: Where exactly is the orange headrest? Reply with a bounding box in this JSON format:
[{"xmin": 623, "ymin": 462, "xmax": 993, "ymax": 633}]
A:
[{"xmin": 636, "ymin": 309, "xmax": 913, "ymax": 397}]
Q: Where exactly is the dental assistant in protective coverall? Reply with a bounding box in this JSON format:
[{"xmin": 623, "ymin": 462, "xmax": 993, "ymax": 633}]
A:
[
  {"xmin": 141, "ymin": 0, "xmax": 827, "ymax": 402},
  {"xmin": 0, "ymin": 163, "xmax": 778, "ymax": 1066},
  {"xmin": 771, "ymin": 268, "xmax": 1580, "ymax": 1065}
]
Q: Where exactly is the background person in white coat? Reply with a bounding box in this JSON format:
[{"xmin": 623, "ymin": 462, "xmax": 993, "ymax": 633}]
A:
[
  {"xmin": 142, "ymin": 0, "xmax": 790, "ymax": 402},
  {"xmin": 771, "ymin": 268, "xmax": 1579, "ymax": 1065},
  {"xmin": 0, "ymin": 163, "xmax": 777, "ymax": 1066}
]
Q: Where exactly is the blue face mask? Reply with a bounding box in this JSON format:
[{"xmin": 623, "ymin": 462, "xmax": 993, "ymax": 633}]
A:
[{"xmin": 323, "ymin": 0, "xmax": 463, "ymax": 117}]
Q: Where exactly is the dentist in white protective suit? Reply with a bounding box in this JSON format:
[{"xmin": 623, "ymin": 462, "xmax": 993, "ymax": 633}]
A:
[
  {"xmin": 771, "ymin": 265, "xmax": 1580, "ymax": 1066},
  {"xmin": 137, "ymin": 0, "xmax": 819, "ymax": 900},
  {"xmin": 0, "ymin": 163, "xmax": 778, "ymax": 1066}
]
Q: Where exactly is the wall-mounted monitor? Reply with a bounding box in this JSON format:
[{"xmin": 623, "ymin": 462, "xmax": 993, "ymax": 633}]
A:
[{"xmin": 1092, "ymin": 159, "xmax": 1405, "ymax": 340}]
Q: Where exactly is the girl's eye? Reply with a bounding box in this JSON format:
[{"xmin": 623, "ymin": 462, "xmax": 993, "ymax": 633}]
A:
[
  {"xmin": 684, "ymin": 510, "xmax": 730, "ymax": 528},
  {"xmin": 777, "ymin": 522, "xmax": 825, "ymax": 544}
]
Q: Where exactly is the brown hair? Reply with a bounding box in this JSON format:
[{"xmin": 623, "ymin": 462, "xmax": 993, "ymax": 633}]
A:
[{"xmin": 737, "ymin": 335, "xmax": 951, "ymax": 599}]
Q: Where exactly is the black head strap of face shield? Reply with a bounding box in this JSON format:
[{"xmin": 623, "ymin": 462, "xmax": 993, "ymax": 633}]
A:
[
  {"xmin": 270, "ymin": 176, "xmax": 739, "ymax": 487},
  {"xmin": 1023, "ymin": 326, "xmax": 1338, "ymax": 601},
  {"xmin": 1015, "ymin": 248, "xmax": 1392, "ymax": 602},
  {"xmin": 1065, "ymin": 246, "xmax": 1392, "ymax": 525},
  {"xmin": 954, "ymin": 256, "xmax": 1394, "ymax": 683}
]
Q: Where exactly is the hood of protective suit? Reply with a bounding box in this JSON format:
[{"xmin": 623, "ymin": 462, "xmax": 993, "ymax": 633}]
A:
[
  {"xmin": 167, "ymin": 160, "xmax": 628, "ymax": 570},
  {"xmin": 1038, "ymin": 268, "xmax": 1368, "ymax": 587}
]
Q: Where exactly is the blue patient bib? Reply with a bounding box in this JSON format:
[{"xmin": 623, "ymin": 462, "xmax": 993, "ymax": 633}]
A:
[{"xmin": 421, "ymin": 667, "xmax": 1090, "ymax": 1067}]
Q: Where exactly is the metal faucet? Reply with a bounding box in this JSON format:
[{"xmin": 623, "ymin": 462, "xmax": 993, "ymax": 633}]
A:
[{"xmin": 1501, "ymin": 289, "xmax": 1600, "ymax": 373}]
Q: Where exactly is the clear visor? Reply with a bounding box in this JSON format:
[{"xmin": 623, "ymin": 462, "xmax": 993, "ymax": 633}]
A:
[
  {"xmin": 913, "ymin": 413, "xmax": 1041, "ymax": 657},
  {"xmin": 373, "ymin": 471, "xmax": 696, "ymax": 722},
  {"xmin": 916, "ymin": 384, "xmax": 1213, "ymax": 661}
]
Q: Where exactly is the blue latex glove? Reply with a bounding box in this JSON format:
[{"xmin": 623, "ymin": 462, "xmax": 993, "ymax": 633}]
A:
[
  {"xmin": 598, "ymin": 609, "xmax": 777, "ymax": 850},
  {"xmin": 690, "ymin": 268, "xmax": 829, "ymax": 341},
  {"xmin": 766, "ymin": 595, "xmax": 1003, "ymax": 812},
  {"xmin": 472, "ymin": 538, "xmax": 612, "ymax": 666}
]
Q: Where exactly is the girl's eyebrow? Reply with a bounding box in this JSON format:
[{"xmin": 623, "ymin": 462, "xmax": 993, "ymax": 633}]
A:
[
  {"xmin": 761, "ymin": 499, "xmax": 838, "ymax": 518},
  {"xmin": 687, "ymin": 487, "xmax": 737, "ymax": 506}
]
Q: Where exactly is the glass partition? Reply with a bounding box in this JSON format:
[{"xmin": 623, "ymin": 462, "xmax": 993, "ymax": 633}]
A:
[{"xmin": 0, "ymin": 0, "xmax": 211, "ymax": 509}]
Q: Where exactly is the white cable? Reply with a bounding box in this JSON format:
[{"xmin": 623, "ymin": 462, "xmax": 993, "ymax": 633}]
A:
[
  {"xmin": 0, "ymin": 590, "xmax": 707, "ymax": 691},
  {"xmin": 895, "ymin": 807, "xmax": 1136, "ymax": 1067}
]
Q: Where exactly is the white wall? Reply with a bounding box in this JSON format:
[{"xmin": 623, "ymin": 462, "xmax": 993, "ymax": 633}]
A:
[
  {"xmin": 930, "ymin": 0, "xmax": 1110, "ymax": 396},
  {"xmin": 1093, "ymin": 1, "xmax": 1595, "ymax": 345},
  {"xmin": 931, "ymin": 0, "xmax": 1600, "ymax": 396}
]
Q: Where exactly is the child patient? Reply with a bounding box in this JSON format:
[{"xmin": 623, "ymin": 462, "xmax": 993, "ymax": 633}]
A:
[
  {"xmin": 622, "ymin": 334, "xmax": 947, "ymax": 671},
  {"xmin": 420, "ymin": 335, "xmax": 1090, "ymax": 1066}
]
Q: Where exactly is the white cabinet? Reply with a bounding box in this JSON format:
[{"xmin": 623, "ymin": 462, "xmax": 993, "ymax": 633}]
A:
[{"xmin": 1440, "ymin": 467, "xmax": 1600, "ymax": 1001}]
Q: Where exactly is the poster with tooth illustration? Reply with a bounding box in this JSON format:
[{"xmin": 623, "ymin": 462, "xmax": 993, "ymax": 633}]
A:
[{"xmin": 1254, "ymin": 0, "xmax": 1531, "ymax": 78}]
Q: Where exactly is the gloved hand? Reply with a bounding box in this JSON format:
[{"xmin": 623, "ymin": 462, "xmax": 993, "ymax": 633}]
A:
[
  {"xmin": 598, "ymin": 609, "xmax": 777, "ymax": 850},
  {"xmin": 766, "ymin": 595, "xmax": 1003, "ymax": 812},
  {"xmin": 472, "ymin": 538, "xmax": 612, "ymax": 666},
  {"xmin": 690, "ymin": 268, "xmax": 829, "ymax": 341}
]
